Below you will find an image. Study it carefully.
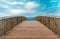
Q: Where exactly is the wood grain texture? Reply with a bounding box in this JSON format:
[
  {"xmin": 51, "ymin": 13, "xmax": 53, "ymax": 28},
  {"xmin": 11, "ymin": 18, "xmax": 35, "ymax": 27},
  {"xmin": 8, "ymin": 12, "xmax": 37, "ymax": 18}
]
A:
[
  {"xmin": 0, "ymin": 21, "xmax": 58, "ymax": 39},
  {"xmin": 52, "ymin": 17, "xmax": 57, "ymax": 34},
  {"xmin": 35, "ymin": 16, "xmax": 57, "ymax": 34}
]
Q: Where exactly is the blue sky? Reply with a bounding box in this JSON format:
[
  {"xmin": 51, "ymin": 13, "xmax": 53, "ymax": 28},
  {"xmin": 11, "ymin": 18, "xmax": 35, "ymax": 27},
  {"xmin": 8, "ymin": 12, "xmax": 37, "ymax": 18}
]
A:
[{"xmin": 0, "ymin": 0, "xmax": 60, "ymax": 17}]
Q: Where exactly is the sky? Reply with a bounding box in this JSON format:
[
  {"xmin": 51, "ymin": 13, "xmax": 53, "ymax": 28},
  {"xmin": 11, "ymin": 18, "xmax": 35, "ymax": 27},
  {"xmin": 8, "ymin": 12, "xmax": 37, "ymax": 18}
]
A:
[{"xmin": 0, "ymin": 0, "xmax": 60, "ymax": 17}]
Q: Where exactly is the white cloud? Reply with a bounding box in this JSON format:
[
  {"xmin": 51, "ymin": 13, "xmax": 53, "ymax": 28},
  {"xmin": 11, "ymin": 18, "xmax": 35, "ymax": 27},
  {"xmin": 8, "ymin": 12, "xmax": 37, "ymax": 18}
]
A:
[
  {"xmin": 0, "ymin": 0, "xmax": 40, "ymax": 17},
  {"xmin": 1, "ymin": 0, "xmax": 25, "ymax": 4},
  {"xmin": 1, "ymin": 0, "xmax": 10, "ymax": 3},
  {"xmin": 0, "ymin": 13, "xmax": 11, "ymax": 17},
  {"xmin": 9, "ymin": 9, "xmax": 26, "ymax": 14},
  {"xmin": 10, "ymin": 2, "xmax": 25, "ymax": 5},
  {"xmin": 0, "ymin": 4, "xmax": 9, "ymax": 8},
  {"xmin": 7, "ymin": 8, "xmax": 38, "ymax": 16},
  {"xmin": 25, "ymin": 2, "xmax": 39, "ymax": 9}
]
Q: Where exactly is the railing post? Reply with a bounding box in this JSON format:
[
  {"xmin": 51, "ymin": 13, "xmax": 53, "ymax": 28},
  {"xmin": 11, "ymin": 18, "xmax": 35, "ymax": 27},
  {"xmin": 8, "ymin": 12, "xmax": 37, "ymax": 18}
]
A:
[
  {"xmin": 57, "ymin": 18, "xmax": 60, "ymax": 37},
  {"xmin": 0, "ymin": 18, "xmax": 5, "ymax": 37},
  {"xmin": 50, "ymin": 17, "xmax": 57, "ymax": 34},
  {"xmin": 48, "ymin": 17, "xmax": 50, "ymax": 29},
  {"xmin": 53, "ymin": 17, "xmax": 57, "ymax": 34}
]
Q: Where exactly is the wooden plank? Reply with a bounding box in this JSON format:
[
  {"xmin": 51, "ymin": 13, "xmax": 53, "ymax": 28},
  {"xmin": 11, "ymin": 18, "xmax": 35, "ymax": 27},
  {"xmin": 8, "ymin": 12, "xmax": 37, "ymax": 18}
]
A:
[
  {"xmin": 0, "ymin": 21, "xmax": 58, "ymax": 39},
  {"xmin": 50, "ymin": 17, "xmax": 57, "ymax": 34},
  {"xmin": 56, "ymin": 18, "xmax": 60, "ymax": 37},
  {"xmin": 53, "ymin": 17, "xmax": 57, "ymax": 34},
  {"xmin": 0, "ymin": 19, "xmax": 5, "ymax": 37}
]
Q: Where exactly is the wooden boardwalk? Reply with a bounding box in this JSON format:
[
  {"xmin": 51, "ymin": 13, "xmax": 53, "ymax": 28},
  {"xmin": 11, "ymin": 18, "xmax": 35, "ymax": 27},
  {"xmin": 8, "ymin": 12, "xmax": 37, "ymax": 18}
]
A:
[{"xmin": 1, "ymin": 21, "xmax": 58, "ymax": 39}]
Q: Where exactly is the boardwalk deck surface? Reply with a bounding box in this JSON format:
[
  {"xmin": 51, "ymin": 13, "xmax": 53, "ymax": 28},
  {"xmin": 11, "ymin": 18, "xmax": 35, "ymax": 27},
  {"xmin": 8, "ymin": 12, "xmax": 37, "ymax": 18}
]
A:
[{"xmin": 1, "ymin": 21, "xmax": 58, "ymax": 39}]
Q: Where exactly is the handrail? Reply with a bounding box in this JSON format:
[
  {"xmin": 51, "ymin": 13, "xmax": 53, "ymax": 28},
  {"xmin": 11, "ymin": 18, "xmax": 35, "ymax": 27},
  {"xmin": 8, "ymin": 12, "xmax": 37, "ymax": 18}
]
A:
[
  {"xmin": 34, "ymin": 16, "xmax": 60, "ymax": 37},
  {"xmin": 0, "ymin": 16, "xmax": 27, "ymax": 37}
]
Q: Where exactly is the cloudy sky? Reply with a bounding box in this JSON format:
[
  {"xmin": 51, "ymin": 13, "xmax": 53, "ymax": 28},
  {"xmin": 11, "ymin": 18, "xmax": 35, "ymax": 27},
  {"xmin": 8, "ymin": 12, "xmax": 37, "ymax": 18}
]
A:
[{"xmin": 0, "ymin": 0, "xmax": 60, "ymax": 17}]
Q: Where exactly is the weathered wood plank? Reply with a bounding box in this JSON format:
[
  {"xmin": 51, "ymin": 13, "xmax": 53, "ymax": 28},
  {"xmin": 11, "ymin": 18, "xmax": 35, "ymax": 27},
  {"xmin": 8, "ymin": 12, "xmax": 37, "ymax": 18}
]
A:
[{"xmin": 0, "ymin": 21, "xmax": 58, "ymax": 39}]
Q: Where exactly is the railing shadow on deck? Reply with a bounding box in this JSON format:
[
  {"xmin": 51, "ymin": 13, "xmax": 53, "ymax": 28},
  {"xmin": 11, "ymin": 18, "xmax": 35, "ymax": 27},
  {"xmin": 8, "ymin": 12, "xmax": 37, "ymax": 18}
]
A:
[
  {"xmin": 0, "ymin": 16, "xmax": 27, "ymax": 37},
  {"xmin": 34, "ymin": 16, "xmax": 60, "ymax": 37}
]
